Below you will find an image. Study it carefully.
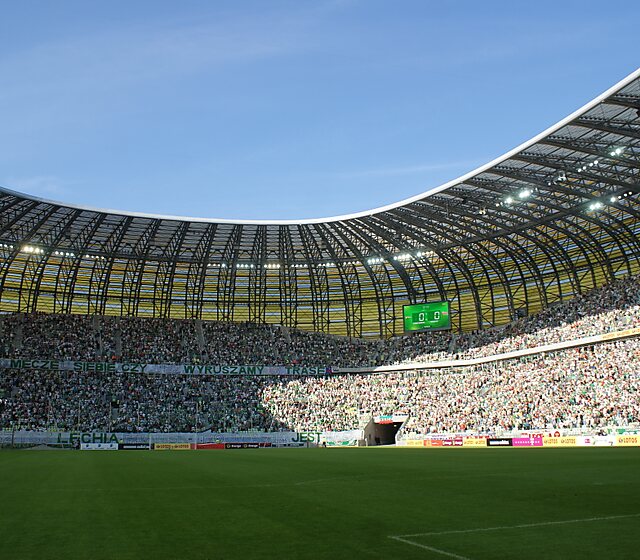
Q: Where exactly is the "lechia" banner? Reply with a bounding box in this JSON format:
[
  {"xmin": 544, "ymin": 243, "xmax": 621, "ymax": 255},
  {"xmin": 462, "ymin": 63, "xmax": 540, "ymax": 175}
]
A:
[{"xmin": 0, "ymin": 358, "xmax": 331, "ymax": 376}]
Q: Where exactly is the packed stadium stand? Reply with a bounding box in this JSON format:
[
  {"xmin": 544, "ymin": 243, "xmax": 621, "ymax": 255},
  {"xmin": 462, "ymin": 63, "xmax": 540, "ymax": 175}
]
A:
[
  {"xmin": 0, "ymin": 273, "xmax": 639, "ymax": 434},
  {"xmin": 1, "ymin": 69, "xmax": 640, "ymax": 440}
]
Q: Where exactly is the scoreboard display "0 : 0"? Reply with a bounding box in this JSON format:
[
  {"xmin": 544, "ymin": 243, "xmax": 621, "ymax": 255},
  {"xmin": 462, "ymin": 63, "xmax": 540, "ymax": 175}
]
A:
[{"xmin": 403, "ymin": 301, "xmax": 451, "ymax": 333}]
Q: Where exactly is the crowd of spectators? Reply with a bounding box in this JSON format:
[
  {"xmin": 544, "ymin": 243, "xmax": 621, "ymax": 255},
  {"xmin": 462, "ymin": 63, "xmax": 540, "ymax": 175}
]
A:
[
  {"xmin": 1, "ymin": 274, "xmax": 638, "ymax": 368},
  {"xmin": 0, "ymin": 274, "xmax": 639, "ymax": 434},
  {"xmin": 0, "ymin": 310, "xmax": 450, "ymax": 367},
  {"xmin": 451, "ymin": 273, "xmax": 640, "ymax": 360},
  {"xmin": 0, "ymin": 369, "xmax": 276, "ymax": 433},
  {"xmin": 262, "ymin": 339, "xmax": 640, "ymax": 434},
  {"xmin": 1, "ymin": 337, "xmax": 638, "ymax": 434}
]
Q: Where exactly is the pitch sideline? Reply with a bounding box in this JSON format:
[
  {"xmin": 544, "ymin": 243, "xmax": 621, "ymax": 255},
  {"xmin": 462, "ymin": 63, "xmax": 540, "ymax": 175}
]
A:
[{"xmin": 388, "ymin": 512, "xmax": 640, "ymax": 558}]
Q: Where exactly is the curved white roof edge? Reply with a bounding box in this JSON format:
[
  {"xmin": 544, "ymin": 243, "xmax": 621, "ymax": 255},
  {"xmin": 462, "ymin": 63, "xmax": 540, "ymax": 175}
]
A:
[{"xmin": 2, "ymin": 67, "xmax": 639, "ymax": 226}]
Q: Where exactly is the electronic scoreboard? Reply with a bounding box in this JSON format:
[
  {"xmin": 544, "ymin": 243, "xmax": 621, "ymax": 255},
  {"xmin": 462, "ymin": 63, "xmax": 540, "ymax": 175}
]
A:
[{"xmin": 403, "ymin": 301, "xmax": 451, "ymax": 333}]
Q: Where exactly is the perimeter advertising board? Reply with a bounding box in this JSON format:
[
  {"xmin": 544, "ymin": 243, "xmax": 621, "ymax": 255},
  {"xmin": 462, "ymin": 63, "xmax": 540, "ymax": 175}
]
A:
[
  {"xmin": 542, "ymin": 436, "xmax": 577, "ymax": 447},
  {"xmin": 80, "ymin": 443, "xmax": 118, "ymax": 451},
  {"xmin": 616, "ymin": 435, "xmax": 640, "ymax": 446},
  {"xmin": 512, "ymin": 436, "xmax": 543, "ymax": 447},
  {"xmin": 486, "ymin": 438, "xmax": 513, "ymax": 447},
  {"xmin": 118, "ymin": 443, "xmax": 151, "ymax": 450},
  {"xmin": 463, "ymin": 437, "xmax": 487, "ymax": 447},
  {"xmin": 577, "ymin": 436, "xmax": 614, "ymax": 447}
]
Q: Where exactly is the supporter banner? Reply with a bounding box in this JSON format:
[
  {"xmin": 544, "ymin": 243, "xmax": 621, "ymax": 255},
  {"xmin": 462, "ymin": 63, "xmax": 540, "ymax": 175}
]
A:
[
  {"xmin": 57, "ymin": 432, "xmax": 120, "ymax": 445},
  {"xmin": 118, "ymin": 443, "xmax": 150, "ymax": 450},
  {"xmin": 292, "ymin": 432, "xmax": 322, "ymax": 444},
  {"xmin": 487, "ymin": 438, "xmax": 513, "ymax": 447},
  {"xmin": 512, "ymin": 436, "xmax": 543, "ymax": 447},
  {"xmin": 615, "ymin": 435, "xmax": 640, "ymax": 447},
  {"xmin": 326, "ymin": 440, "xmax": 357, "ymax": 447},
  {"xmin": 154, "ymin": 443, "xmax": 192, "ymax": 450},
  {"xmin": 0, "ymin": 358, "xmax": 331, "ymax": 377},
  {"xmin": 321, "ymin": 430, "xmax": 362, "ymax": 446},
  {"xmin": 80, "ymin": 442, "xmax": 118, "ymax": 451},
  {"xmin": 3, "ymin": 430, "xmax": 329, "ymax": 447},
  {"xmin": 616, "ymin": 428, "xmax": 640, "ymax": 435}
]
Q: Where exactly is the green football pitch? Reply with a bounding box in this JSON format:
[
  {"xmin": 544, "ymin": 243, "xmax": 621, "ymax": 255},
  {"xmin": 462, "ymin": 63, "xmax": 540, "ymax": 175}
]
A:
[{"xmin": 0, "ymin": 448, "xmax": 638, "ymax": 559}]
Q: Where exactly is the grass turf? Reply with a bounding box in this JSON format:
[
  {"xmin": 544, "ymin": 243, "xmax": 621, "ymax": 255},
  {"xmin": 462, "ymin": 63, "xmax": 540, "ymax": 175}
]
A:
[{"xmin": 0, "ymin": 448, "xmax": 638, "ymax": 559}]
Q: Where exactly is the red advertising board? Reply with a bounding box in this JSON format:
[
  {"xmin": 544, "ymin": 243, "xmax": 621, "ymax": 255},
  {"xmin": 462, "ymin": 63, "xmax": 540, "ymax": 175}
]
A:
[{"xmin": 196, "ymin": 443, "xmax": 225, "ymax": 450}]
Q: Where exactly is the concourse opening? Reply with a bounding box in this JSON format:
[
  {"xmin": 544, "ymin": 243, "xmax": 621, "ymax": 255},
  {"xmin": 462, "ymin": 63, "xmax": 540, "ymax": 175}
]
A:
[{"xmin": 372, "ymin": 421, "xmax": 403, "ymax": 446}]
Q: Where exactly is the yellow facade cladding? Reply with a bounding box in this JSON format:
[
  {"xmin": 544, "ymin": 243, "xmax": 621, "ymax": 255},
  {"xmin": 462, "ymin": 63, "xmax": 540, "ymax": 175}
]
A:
[{"xmin": 0, "ymin": 228, "xmax": 637, "ymax": 337}]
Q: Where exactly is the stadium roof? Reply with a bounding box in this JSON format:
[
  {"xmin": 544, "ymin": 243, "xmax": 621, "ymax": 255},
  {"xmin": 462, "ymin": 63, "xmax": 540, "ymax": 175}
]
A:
[{"xmin": 1, "ymin": 68, "xmax": 639, "ymax": 337}]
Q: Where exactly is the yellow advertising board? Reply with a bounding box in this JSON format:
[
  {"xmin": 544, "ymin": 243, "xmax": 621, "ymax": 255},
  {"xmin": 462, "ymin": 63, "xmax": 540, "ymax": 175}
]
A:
[
  {"xmin": 616, "ymin": 435, "xmax": 640, "ymax": 447},
  {"xmin": 600, "ymin": 326, "xmax": 640, "ymax": 341},
  {"xmin": 462, "ymin": 437, "xmax": 486, "ymax": 447},
  {"xmin": 154, "ymin": 443, "xmax": 192, "ymax": 450},
  {"xmin": 405, "ymin": 439, "xmax": 424, "ymax": 447},
  {"xmin": 542, "ymin": 436, "xmax": 577, "ymax": 447}
]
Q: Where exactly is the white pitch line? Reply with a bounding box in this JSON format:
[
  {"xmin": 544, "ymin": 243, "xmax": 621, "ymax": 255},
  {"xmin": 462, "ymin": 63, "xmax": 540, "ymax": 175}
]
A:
[
  {"xmin": 389, "ymin": 536, "xmax": 472, "ymax": 560},
  {"xmin": 394, "ymin": 512, "xmax": 640, "ymax": 539}
]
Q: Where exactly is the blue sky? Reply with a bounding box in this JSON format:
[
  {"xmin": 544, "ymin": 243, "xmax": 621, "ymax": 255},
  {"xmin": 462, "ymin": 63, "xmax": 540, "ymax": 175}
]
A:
[{"xmin": 1, "ymin": 0, "xmax": 638, "ymax": 220}]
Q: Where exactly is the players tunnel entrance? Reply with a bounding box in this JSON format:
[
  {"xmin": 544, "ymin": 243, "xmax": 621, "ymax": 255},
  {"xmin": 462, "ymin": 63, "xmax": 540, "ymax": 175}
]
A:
[{"xmin": 371, "ymin": 421, "xmax": 404, "ymax": 446}]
